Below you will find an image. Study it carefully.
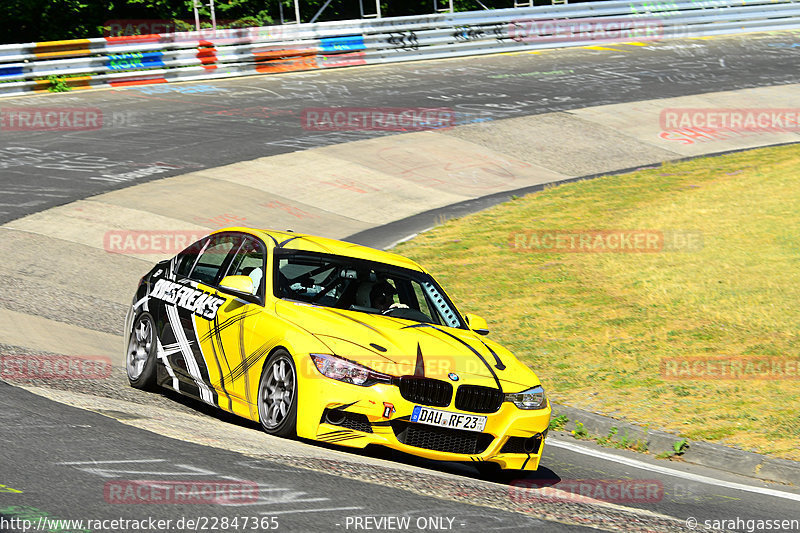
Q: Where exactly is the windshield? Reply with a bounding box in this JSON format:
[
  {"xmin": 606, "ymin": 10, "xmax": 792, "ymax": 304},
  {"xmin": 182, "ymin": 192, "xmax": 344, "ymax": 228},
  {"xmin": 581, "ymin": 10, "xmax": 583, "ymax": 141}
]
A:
[{"xmin": 274, "ymin": 251, "xmax": 464, "ymax": 328}]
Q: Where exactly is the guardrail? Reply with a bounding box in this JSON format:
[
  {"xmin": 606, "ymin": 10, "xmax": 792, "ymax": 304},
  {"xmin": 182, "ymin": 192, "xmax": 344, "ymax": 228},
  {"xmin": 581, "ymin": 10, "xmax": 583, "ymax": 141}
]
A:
[{"xmin": 1, "ymin": 0, "xmax": 797, "ymax": 97}]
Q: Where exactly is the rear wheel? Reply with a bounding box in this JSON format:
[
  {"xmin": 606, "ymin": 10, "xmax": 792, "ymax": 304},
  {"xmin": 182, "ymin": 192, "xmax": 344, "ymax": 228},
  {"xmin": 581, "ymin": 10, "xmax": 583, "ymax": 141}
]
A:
[
  {"xmin": 257, "ymin": 350, "xmax": 298, "ymax": 438},
  {"xmin": 127, "ymin": 312, "xmax": 158, "ymax": 389}
]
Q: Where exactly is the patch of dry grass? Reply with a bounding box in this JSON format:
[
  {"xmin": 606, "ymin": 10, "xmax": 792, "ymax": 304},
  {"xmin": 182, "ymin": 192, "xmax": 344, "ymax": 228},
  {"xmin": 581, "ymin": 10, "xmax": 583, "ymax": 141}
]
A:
[{"xmin": 396, "ymin": 144, "xmax": 800, "ymax": 460}]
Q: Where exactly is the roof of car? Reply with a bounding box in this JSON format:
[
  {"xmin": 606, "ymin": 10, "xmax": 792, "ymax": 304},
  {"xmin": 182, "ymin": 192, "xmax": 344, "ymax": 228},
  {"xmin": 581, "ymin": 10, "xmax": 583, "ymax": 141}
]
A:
[{"xmin": 211, "ymin": 227, "xmax": 425, "ymax": 271}]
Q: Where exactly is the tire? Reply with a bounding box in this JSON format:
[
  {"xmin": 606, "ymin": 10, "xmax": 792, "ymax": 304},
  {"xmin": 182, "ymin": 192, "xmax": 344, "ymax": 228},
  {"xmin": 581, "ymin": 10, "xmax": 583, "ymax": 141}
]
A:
[
  {"xmin": 126, "ymin": 312, "xmax": 158, "ymax": 390},
  {"xmin": 257, "ymin": 349, "xmax": 298, "ymax": 438}
]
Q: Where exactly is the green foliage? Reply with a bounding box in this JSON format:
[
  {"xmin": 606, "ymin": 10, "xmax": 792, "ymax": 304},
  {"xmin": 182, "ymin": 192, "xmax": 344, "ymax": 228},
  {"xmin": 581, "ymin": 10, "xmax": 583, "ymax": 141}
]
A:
[
  {"xmin": 571, "ymin": 421, "xmax": 588, "ymax": 439},
  {"xmin": 618, "ymin": 428, "xmax": 630, "ymax": 448},
  {"xmin": 171, "ymin": 19, "xmax": 195, "ymax": 33},
  {"xmin": 656, "ymin": 438, "xmax": 689, "ymax": 459},
  {"xmin": 673, "ymin": 438, "xmax": 689, "ymax": 455},
  {"xmin": 568, "ymin": 422, "xmax": 651, "ymax": 452},
  {"xmin": 228, "ymin": 16, "xmax": 265, "ymax": 28},
  {"xmin": 0, "ymin": 1, "xmax": 513, "ymax": 44},
  {"xmin": 46, "ymin": 75, "xmax": 70, "ymax": 93},
  {"xmin": 596, "ymin": 426, "xmax": 618, "ymax": 446},
  {"xmin": 548, "ymin": 414, "xmax": 569, "ymax": 431}
]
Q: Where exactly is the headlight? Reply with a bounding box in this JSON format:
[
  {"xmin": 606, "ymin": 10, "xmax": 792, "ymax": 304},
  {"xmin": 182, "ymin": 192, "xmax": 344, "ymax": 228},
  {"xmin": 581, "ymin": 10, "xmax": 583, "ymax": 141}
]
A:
[
  {"xmin": 504, "ymin": 385, "xmax": 547, "ymax": 410},
  {"xmin": 310, "ymin": 353, "xmax": 393, "ymax": 387}
]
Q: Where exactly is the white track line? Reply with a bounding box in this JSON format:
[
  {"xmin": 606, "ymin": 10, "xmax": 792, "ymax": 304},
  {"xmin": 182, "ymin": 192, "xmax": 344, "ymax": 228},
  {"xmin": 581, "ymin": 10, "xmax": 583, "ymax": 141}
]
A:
[
  {"xmin": 383, "ymin": 228, "xmax": 434, "ymax": 250},
  {"xmin": 548, "ymin": 438, "xmax": 800, "ymax": 503},
  {"xmin": 265, "ymin": 506, "xmax": 363, "ymax": 515}
]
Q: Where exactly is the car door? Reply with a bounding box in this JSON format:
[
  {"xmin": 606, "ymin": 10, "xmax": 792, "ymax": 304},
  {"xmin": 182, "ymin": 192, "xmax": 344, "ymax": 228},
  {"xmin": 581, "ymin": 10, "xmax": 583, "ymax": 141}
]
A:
[
  {"xmin": 198, "ymin": 235, "xmax": 270, "ymax": 419},
  {"xmin": 156, "ymin": 232, "xmax": 238, "ymax": 406}
]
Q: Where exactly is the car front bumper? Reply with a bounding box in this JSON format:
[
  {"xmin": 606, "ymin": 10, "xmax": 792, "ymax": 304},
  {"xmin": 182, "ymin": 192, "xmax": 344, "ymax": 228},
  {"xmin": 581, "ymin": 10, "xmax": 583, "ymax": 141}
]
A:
[{"xmin": 297, "ymin": 378, "xmax": 551, "ymax": 471}]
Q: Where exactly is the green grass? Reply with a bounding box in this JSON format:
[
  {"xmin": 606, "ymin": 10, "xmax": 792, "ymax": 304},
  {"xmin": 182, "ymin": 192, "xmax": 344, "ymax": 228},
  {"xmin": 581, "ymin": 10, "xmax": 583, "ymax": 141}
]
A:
[{"xmin": 396, "ymin": 144, "xmax": 800, "ymax": 460}]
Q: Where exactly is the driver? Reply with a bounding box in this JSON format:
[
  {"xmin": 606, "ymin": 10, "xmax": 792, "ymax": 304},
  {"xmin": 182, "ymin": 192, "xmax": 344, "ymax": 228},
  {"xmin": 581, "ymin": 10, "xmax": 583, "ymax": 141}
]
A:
[{"xmin": 370, "ymin": 281, "xmax": 396, "ymax": 311}]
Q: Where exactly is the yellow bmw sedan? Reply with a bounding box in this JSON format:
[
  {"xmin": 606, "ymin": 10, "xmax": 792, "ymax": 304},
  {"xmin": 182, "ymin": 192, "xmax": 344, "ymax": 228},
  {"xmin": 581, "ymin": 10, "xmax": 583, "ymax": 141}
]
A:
[{"xmin": 125, "ymin": 227, "xmax": 550, "ymax": 471}]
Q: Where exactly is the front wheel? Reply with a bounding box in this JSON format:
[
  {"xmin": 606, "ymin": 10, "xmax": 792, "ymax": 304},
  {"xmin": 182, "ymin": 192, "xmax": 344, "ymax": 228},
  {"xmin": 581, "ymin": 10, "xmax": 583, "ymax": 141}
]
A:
[
  {"xmin": 257, "ymin": 350, "xmax": 298, "ymax": 438},
  {"xmin": 126, "ymin": 312, "xmax": 158, "ymax": 389}
]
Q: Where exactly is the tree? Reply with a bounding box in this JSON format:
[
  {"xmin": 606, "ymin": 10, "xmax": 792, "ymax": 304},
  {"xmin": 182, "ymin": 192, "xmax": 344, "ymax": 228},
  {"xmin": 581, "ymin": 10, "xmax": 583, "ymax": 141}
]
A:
[{"xmin": 0, "ymin": 0, "xmax": 520, "ymax": 44}]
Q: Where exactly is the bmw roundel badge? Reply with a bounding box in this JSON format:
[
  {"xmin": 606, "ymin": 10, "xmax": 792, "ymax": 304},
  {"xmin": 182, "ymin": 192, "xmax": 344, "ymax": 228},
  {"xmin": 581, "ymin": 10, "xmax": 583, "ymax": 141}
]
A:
[{"xmin": 448, "ymin": 372, "xmax": 459, "ymax": 382}]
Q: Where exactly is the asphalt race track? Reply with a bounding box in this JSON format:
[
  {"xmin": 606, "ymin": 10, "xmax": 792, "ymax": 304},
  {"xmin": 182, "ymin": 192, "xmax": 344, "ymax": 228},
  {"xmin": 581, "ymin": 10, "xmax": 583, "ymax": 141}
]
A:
[
  {"xmin": 2, "ymin": 31, "xmax": 800, "ymax": 533},
  {"xmin": 2, "ymin": 381, "xmax": 799, "ymax": 533},
  {"xmin": 2, "ymin": 32, "xmax": 800, "ymax": 224},
  {"xmin": 0, "ymin": 382, "xmax": 583, "ymax": 533}
]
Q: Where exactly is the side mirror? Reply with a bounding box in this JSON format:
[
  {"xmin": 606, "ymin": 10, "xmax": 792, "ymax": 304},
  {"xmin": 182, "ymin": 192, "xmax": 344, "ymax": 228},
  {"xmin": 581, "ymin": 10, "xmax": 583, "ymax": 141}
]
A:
[
  {"xmin": 219, "ymin": 275, "xmax": 255, "ymax": 297},
  {"xmin": 464, "ymin": 313, "xmax": 489, "ymax": 335}
]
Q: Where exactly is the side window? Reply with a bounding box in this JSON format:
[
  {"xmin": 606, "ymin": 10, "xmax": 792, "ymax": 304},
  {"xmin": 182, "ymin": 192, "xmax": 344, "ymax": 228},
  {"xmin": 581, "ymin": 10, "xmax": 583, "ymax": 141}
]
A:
[
  {"xmin": 175, "ymin": 239, "xmax": 205, "ymax": 279},
  {"xmin": 190, "ymin": 235, "xmax": 237, "ymax": 285},
  {"xmin": 226, "ymin": 237, "xmax": 266, "ymax": 297},
  {"xmin": 411, "ymin": 282, "xmax": 440, "ymax": 325},
  {"xmin": 421, "ymin": 281, "xmax": 460, "ymax": 328}
]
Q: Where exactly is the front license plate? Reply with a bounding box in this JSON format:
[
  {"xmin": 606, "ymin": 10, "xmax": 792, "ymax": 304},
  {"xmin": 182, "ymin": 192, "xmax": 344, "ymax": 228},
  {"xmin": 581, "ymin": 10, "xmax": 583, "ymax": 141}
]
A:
[{"xmin": 410, "ymin": 406, "xmax": 487, "ymax": 432}]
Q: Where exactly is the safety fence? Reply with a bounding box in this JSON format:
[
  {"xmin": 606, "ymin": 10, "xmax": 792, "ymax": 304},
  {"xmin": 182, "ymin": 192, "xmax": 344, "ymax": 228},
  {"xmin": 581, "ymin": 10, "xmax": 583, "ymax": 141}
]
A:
[{"xmin": 0, "ymin": 0, "xmax": 797, "ymax": 96}]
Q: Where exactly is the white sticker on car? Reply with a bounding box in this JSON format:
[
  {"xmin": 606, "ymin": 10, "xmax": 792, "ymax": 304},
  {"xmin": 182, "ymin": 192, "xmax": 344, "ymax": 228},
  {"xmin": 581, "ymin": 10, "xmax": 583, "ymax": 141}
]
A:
[{"xmin": 150, "ymin": 278, "xmax": 225, "ymax": 320}]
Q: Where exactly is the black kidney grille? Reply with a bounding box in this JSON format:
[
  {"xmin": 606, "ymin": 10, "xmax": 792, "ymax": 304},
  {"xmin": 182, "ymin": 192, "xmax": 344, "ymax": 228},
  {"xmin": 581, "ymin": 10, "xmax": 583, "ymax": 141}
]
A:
[
  {"xmin": 398, "ymin": 377, "xmax": 453, "ymax": 407},
  {"xmin": 391, "ymin": 420, "xmax": 494, "ymax": 455},
  {"xmin": 455, "ymin": 385, "xmax": 504, "ymax": 413}
]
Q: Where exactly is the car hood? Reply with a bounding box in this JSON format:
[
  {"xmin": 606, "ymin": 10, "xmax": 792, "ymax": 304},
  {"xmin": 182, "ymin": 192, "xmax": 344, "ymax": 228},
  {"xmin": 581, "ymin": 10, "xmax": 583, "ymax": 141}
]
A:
[{"xmin": 275, "ymin": 300, "xmax": 537, "ymax": 390}]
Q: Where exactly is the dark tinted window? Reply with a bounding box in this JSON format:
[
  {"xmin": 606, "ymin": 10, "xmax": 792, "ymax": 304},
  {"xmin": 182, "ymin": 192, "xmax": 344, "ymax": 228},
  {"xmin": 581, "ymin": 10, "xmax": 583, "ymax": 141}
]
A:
[
  {"xmin": 190, "ymin": 234, "xmax": 237, "ymax": 285},
  {"xmin": 175, "ymin": 239, "xmax": 206, "ymax": 279},
  {"xmin": 274, "ymin": 251, "xmax": 464, "ymax": 328}
]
